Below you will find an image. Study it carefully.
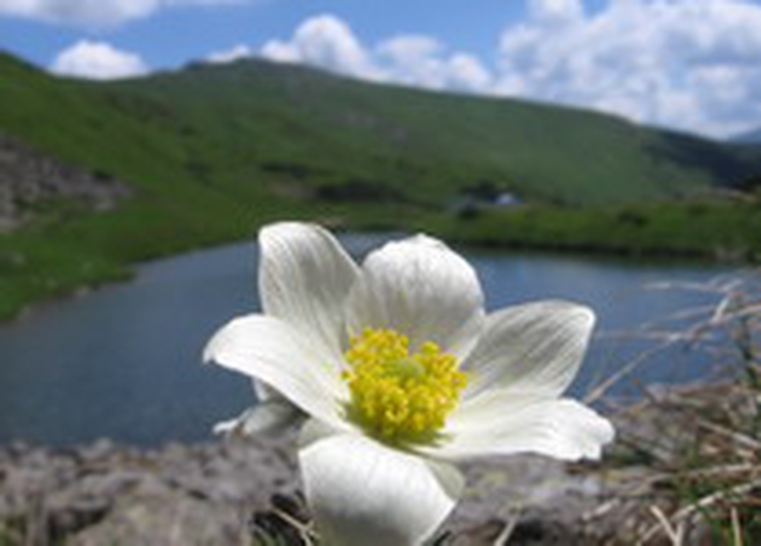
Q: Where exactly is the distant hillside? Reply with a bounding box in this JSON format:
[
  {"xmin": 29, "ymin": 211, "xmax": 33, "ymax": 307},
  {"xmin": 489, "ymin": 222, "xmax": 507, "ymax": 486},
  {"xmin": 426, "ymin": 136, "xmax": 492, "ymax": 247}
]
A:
[
  {"xmin": 2, "ymin": 51, "xmax": 761, "ymax": 211},
  {"xmin": 731, "ymin": 127, "xmax": 761, "ymax": 145}
]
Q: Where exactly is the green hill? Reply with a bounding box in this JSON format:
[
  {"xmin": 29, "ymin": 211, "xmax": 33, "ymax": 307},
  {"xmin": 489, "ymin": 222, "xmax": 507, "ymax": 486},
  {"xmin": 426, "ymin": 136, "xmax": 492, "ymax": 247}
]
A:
[
  {"xmin": 1, "ymin": 50, "xmax": 761, "ymax": 319},
  {"xmin": 3, "ymin": 52, "xmax": 761, "ymax": 208}
]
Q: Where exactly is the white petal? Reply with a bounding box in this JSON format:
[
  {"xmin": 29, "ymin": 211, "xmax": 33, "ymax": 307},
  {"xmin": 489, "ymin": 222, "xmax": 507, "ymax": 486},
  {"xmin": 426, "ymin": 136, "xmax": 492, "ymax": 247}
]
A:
[
  {"xmin": 253, "ymin": 378, "xmax": 291, "ymax": 405},
  {"xmin": 462, "ymin": 301, "xmax": 595, "ymax": 399},
  {"xmin": 213, "ymin": 398, "xmax": 304, "ymax": 437},
  {"xmin": 215, "ymin": 381, "xmax": 305, "ymax": 437},
  {"xmin": 299, "ymin": 421, "xmax": 463, "ymax": 546},
  {"xmin": 259, "ymin": 222, "xmax": 359, "ymax": 363},
  {"xmin": 347, "ymin": 234, "xmax": 484, "ymax": 358},
  {"xmin": 204, "ymin": 314, "xmax": 348, "ymax": 429},
  {"xmin": 422, "ymin": 394, "xmax": 614, "ymax": 461}
]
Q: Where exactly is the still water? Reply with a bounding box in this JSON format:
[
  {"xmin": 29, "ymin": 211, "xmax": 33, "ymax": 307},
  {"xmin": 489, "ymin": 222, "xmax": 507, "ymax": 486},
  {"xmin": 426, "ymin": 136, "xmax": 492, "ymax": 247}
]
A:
[{"xmin": 0, "ymin": 234, "xmax": 736, "ymax": 446}]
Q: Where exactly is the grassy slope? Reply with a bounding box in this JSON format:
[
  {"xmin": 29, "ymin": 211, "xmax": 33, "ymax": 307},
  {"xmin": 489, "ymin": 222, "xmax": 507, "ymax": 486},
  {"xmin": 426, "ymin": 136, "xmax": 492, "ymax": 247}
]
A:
[
  {"xmin": 423, "ymin": 196, "xmax": 761, "ymax": 261},
  {"xmin": 1, "ymin": 52, "xmax": 761, "ymax": 319},
  {"xmin": 110, "ymin": 59, "xmax": 761, "ymax": 205},
  {"xmin": 4, "ymin": 54, "xmax": 761, "ymax": 208}
]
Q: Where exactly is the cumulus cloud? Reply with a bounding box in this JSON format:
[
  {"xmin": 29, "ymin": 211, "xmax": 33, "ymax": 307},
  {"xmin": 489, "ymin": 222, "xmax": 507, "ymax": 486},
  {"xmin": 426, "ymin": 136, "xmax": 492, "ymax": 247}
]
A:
[
  {"xmin": 262, "ymin": 14, "xmax": 383, "ymax": 81},
  {"xmin": 51, "ymin": 40, "xmax": 149, "ymax": 80},
  {"xmin": 261, "ymin": 14, "xmax": 492, "ymax": 93},
  {"xmin": 0, "ymin": 0, "xmax": 250, "ymax": 28},
  {"xmin": 261, "ymin": 4, "xmax": 761, "ymax": 138},
  {"xmin": 497, "ymin": 0, "xmax": 761, "ymax": 137},
  {"xmin": 445, "ymin": 54, "xmax": 492, "ymax": 92},
  {"xmin": 377, "ymin": 35, "xmax": 492, "ymax": 92},
  {"xmin": 526, "ymin": 0, "xmax": 583, "ymax": 24},
  {"xmin": 206, "ymin": 43, "xmax": 252, "ymax": 64}
]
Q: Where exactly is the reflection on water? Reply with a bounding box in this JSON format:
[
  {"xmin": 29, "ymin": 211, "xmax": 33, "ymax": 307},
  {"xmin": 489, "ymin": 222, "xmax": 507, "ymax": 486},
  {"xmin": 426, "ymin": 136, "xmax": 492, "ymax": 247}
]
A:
[{"xmin": 0, "ymin": 234, "xmax": 735, "ymax": 446}]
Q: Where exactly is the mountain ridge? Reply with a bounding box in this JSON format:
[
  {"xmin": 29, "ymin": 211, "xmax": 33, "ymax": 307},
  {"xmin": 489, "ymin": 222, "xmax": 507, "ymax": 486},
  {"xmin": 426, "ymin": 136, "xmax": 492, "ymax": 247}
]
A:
[
  {"xmin": 731, "ymin": 127, "xmax": 761, "ymax": 145},
  {"xmin": 3, "ymin": 50, "xmax": 761, "ymax": 210}
]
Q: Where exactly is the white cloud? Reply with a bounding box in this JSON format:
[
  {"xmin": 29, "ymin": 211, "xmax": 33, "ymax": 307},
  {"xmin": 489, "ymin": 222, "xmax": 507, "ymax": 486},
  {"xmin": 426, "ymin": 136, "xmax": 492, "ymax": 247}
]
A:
[
  {"xmin": 261, "ymin": 15, "xmax": 492, "ymax": 94},
  {"xmin": 0, "ymin": 0, "xmax": 155, "ymax": 27},
  {"xmin": 0, "ymin": 0, "xmax": 250, "ymax": 28},
  {"xmin": 376, "ymin": 35, "xmax": 492, "ymax": 92},
  {"xmin": 496, "ymin": 0, "xmax": 761, "ymax": 137},
  {"xmin": 51, "ymin": 40, "xmax": 149, "ymax": 80},
  {"xmin": 206, "ymin": 43, "xmax": 252, "ymax": 64},
  {"xmin": 446, "ymin": 53, "xmax": 492, "ymax": 92},
  {"xmin": 527, "ymin": 0, "xmax": 583, "ymax": 24},
  {"xmin": 376, "ymin": 35, "xmax": 448, "ymax": 88},
  {"xmin": 262, "ymin": 14, "xmax": 383, "ymax": 81}
]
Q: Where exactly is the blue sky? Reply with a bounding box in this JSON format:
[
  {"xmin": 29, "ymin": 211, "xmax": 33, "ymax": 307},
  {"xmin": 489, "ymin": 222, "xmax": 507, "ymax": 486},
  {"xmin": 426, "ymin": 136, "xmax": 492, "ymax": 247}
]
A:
[{"xmin": 1, "ymin": 0, "xmax": 761, "ymax": 139}]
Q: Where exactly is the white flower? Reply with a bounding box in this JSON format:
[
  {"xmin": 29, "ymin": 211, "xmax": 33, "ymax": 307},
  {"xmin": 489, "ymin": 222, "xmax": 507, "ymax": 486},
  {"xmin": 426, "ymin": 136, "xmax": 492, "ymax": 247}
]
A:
[{"xmin": 204, "ymin": 222, "xmax": 614, "ymax": 546}]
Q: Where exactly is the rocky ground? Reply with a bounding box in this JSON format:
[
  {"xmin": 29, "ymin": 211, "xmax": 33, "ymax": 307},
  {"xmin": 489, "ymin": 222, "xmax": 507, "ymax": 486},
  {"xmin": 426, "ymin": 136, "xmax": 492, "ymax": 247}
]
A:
[
  {"xmin": 1, "ymin": 380, "xmax": 757, "ymax": 545},
  {"xmin": 0, "ymin": 436, "xmax": 635, "ymax": 546},
  {"xmin": 0, "ymin": 135, "xmax": 131, "ymax": 231}
]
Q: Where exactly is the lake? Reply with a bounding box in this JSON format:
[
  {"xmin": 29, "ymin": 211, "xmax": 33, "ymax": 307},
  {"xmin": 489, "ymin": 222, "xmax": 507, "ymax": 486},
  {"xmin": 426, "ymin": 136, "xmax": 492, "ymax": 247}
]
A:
[{"xmin": 0, "ymin": 234, "xmax": 738, "ymax": 447}]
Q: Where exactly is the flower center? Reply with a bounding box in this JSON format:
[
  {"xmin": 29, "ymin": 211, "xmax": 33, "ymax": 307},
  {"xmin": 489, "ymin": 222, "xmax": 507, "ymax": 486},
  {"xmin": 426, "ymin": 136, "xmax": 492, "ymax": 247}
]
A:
[{"xmin": 342, "ymin": 327, "xmax": 467, "ymax": 444}]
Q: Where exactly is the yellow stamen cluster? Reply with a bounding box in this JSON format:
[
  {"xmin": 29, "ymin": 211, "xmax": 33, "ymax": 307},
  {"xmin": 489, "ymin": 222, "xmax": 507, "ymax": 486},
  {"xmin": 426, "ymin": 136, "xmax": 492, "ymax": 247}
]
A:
[{"xmin": 343, "ymin": 327, "xmax": 467, "ymax": 444}]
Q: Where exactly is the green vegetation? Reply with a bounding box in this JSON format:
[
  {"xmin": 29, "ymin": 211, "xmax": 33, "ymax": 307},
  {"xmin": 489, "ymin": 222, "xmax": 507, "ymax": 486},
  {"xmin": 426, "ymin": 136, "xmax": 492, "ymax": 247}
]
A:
[
  {"xmin": 1, "ymin": 51, "xmax": 761, "ymax": 319},
  {"xmin": 6, "ymin": 52, "xmax": 759, "ymax": 207},
  {"xmin": 425, "ymin": 195, "xmax": 761, "ymax": 262}
]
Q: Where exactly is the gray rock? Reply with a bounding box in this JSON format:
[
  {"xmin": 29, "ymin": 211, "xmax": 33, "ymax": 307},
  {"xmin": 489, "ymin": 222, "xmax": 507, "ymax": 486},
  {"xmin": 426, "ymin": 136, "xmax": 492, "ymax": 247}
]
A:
[
  {"xmin": 0, "ymin": 412, "xmax": 675, "ymax": 545},
  {"xmin": 68, "ymin": 491, "xmax": 249, "ymax": 546},
  {"xmin": 0, "ymin": 135, "xmax": 131, "ymax": 232}
]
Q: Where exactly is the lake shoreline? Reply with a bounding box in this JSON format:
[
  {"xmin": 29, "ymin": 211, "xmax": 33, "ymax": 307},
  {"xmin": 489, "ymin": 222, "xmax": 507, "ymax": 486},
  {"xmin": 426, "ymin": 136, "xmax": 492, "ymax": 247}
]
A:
[{"xmin": 1, "ymin": 217, "xmax": 747, "ymax": 325}]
